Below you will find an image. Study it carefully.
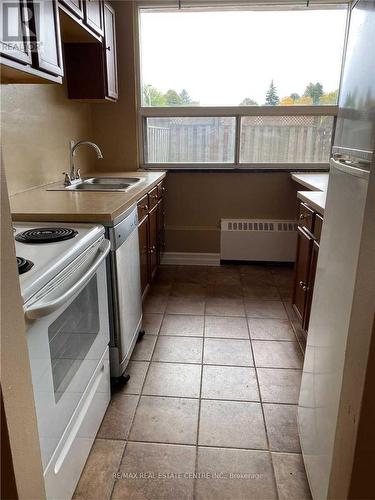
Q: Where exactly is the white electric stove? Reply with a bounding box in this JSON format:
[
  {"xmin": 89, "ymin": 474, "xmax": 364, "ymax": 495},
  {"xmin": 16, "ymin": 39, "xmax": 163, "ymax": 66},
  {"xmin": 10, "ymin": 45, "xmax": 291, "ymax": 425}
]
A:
[{"xmin": 14, "ymin": 222, "xmax": 111, "ymax": 500}]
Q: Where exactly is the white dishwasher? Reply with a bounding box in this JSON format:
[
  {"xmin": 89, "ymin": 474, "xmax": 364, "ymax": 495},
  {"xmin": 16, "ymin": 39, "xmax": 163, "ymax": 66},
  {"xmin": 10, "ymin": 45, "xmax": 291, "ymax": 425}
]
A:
[{"xmin": 107, "ymin": 206, "xmax": 144, "ymax": 380}]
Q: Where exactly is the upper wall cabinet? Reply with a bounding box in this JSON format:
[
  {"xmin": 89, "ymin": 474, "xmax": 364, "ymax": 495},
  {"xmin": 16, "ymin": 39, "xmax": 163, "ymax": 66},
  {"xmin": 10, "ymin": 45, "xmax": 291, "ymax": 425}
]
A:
[
  {"xmin": 64, "ymin": 1, "xmax": 118, "ymax": 101},
  {"xmin": 32, "ymin": 0, "xmax": 64, "ymax": 76},
  {"xmin": 84, "ymin": 0, "xmax": 104, "ymax": 37},
  {"xmin": 0, "ymin": 0, "xmax": 118, "ymax": 100},
  {"xmin": 0, "ymin": 0, "xmax": 63, "ymax": 83},
  {"xmin": 103, "ymin": 2, "xmax": 118, "ymax": 99},
  {"xmin": 0, "ymin": 0, "xmax": 32, "ymax": 65},
  {"xmin": 60, "ymin": 0, "xmax": 84, "ymax": 19}
]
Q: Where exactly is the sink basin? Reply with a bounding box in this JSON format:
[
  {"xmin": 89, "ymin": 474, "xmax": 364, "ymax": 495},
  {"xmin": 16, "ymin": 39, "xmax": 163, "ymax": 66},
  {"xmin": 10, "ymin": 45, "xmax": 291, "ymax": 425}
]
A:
[
  {"xmin": 84, "ymin": 177, "xmax": 142, "ymax": 185},
  {"xmin": 47, "ymin": 176, "xmax": 144, "ymax": 192},
  {"xmin": 67, "ymin": 183, "xmax": 131, "ymax": 191}
]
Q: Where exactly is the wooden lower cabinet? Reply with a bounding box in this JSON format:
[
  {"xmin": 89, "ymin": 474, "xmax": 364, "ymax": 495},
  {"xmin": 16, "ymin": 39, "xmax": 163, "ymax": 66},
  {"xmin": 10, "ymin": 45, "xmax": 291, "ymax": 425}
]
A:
[
  {"xmin": 148, "ymin": 205, "xmax": 158, "ymax": 281},
  {"xmin": 292, "ymin": 201, "xmax": 323, "ymax": 334},
  {"xmin": 157, "ymin": 197, "xmax": 165, "ymax": 263},
  {"xmin": 304, "ymin": 240, "xmax": 319, "ymax": 331},
  {"xmin": 137, "ymin": 179, "xmax": 166, "ymax": 300},
  {"xmin": 293, "ymin": 226, "xmax": 314, "ymax": 323},
  {"xmin": 138, "ymin": 215, "xmax": 149, "ymax": 299}
]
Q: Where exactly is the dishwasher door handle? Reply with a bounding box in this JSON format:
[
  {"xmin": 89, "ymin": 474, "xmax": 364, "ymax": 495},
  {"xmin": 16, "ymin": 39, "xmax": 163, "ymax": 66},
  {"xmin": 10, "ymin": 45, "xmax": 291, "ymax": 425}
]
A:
[{"xmin": 24, "ymin": 240, "xmax": 111, "ymax": 320}]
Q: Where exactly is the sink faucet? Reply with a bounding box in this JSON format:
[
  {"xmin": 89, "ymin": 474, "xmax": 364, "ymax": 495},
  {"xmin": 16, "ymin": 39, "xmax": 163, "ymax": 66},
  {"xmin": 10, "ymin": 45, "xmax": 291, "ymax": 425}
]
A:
[{"xmin": 64, "ymin": 140, "xmax": 104, "ymax": 186}]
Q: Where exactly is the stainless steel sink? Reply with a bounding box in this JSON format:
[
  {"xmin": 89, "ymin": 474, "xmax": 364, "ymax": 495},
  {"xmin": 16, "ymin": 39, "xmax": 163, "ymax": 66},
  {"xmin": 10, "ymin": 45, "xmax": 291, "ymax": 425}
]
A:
[
  {"xmin": 67, "ymin": 183, "xmax": 131, "ymax": 191},
  {"xmin": 47, "ymin": 176, "xmax": 144, "ymax": 192},
  {"xmin": 83, "ymin": 177, "xmax": 142, "ymax": 185}
]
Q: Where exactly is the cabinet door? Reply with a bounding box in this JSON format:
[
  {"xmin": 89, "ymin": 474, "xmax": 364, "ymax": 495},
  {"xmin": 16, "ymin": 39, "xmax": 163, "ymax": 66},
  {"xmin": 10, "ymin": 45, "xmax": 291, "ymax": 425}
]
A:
[
  {"xmin": 84, "ymin": 0, "xmax": 104, "ymax": 36},
  {"xmin": 32, "ymin": 0, "xmax": 63, "ymax": 76},
  {"xmin": 157, "ymin": 198, "xmax": 165, "ymax": 264},
  {"xmin": 298, "ymin": 202, "xmax": 315, "ymax": 233},
  {"xmin": 148, "ymin": 205, "xmax": 158, "ymax": 281},
  {"xmin": 0, "ymin": 0, "xmax": 32, "ymax": 64},
  {"xmin": 292, "ymin": 226, "xmax": 314, "ymax": 323},
  {"xmin": 138, "ymin": 215, "xmax": 149, "ymax": 298},
  {"xmin": 103, "ymin": 2, "xmax": 118, "ymax": 99},
  {"xmin": 304, "ymin": 240, "xmax": 319, "ymax": 332},
  {"xmin": 59, "ymin": 0, "xmax": 83, "ymax": 18}
]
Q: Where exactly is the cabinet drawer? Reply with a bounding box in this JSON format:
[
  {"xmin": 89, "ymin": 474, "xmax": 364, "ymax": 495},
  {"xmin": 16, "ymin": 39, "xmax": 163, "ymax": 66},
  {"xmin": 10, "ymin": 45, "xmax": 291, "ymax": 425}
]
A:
[
  {"xmin": 314, "ymin": 213, "xmax": 323, "ymax": 243},
  {"xmin": 148, "ymin": 186, "xmax": 159, "ymax": 209},
  {"xmin": 157, "ymin": 180, "xmax": 166, "ymax": 199},
  {"xmin": 137, "ymin": 194, "xmax": 149, "ymax": 221},
  {"xmin": 298, "ymin": 202, "xmax": 314, "ymax": 233}
]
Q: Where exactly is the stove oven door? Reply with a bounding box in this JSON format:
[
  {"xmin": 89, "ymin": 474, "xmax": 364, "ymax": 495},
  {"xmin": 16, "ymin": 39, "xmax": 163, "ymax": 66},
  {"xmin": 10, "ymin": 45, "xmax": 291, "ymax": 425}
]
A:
[{"xmin": 24, "ymin": 239, "xmax": 111, "ymax": 477}]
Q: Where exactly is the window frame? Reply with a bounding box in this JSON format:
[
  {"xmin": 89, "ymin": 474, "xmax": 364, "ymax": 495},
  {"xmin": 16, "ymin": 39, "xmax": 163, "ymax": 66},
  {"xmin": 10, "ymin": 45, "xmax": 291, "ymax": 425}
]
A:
[{"xmin": 135, "ymin": 2, "xmax": 347, "ymax": 171}]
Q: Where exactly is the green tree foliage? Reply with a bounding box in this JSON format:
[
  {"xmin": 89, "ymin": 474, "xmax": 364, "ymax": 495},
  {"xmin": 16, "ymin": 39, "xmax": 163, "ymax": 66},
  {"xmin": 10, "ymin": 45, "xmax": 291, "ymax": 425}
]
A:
[
  {"xmin": 319, "ymin": 89, "xmax": 339, "ymax": 105},
  {"xmin": 143, "ymin": 84, "xmax": 166, "ymax": 106},
  {"xmin": 265, "ymin": 80, "xmax": 279, "ymax": 106},
  {"xmin": 290, "ymin": 93, "xmax": 300, "ymax": 102},
  {"xmin": 180, "ymin": 89, "xmax": 192, "ymax": 104},
  {"xmin": 304, "ymin": 82, "xmax": 324, "ymax": 105},
  {"xmin": 143, "ymin": 85, "xmax": 199, "ymax": 106},
  {"xmin": 164, "ymin": 89, "xmax": 183, "ymax": 106},
  {"xmin": 239, "ymin": 97, "xmax": 259, "ymax": 106}
]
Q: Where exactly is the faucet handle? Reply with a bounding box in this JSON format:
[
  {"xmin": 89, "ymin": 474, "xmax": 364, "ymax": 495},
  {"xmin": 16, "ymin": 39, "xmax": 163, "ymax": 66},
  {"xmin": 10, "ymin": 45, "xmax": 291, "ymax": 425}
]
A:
[
  {"xmin": 63, "ymin": 172, "xmax": 72, "ymax": 186},
  {"xmin": 75, "ymin": 168, "xmax": 81, "ymax": 180}
]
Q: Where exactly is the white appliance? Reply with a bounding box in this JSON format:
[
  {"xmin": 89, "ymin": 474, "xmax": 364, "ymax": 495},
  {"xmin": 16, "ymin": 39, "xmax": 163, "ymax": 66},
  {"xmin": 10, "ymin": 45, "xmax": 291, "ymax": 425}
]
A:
[
  {"xmin": 15, "ymin": 222, "xmax": 111, "ymax": 500},
  {"xmin": 220, "ymin": 219, "xmax": 297, "ymax": 262},
  {"xmin": 106, "ymin": 206, "xmax": 143, "ymax": 378},
  {"xmin": 298, "ymin": 1, "xmax": 375, "ymax": 498}
]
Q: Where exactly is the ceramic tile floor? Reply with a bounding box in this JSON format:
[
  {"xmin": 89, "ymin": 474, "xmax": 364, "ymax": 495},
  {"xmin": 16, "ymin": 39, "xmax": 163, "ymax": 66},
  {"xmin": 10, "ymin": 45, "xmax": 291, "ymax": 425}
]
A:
[{"xmin": 74, "ymin": 264, "xmax": 312, "ymax": 500}]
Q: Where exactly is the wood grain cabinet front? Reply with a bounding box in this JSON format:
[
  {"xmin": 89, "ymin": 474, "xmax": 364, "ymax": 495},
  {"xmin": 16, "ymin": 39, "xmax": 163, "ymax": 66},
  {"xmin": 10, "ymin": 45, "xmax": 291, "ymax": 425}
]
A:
[
  {"xmin": 59, "ymin": 0, "xmax": 84, "ymax": 19},
  {"xmin": 293, "ymin": 226, "xmax": 314, "ymax": 323},
  {"xmin": 137, "ymin": 181, "xmax": 166, "ymax": 301},
  {"xmin": 1, "ymin": 0, "xmax": 63, "ymax": 83},
  {"xmin": 138, "ymin": 214, "xmax": 149, "ymax": 299},
  {"xmin": 32, "ymin": 0, "xmax": 64, "ymax": 76},
  {"xmin": 293, "ymin": 200, "xmax": 324, "ymax": 337},
  {"xmin": 148, "ymin": 205, "xmax": 158, "ymax": 282},
  {"xmin": 63, "ymin": 2, "xmax": 118, "ymax": 101},
  {"xmin": 83, "ymin": 0, "xmax": 104, "ymax": 36},
  {"xmin": 0, "ymin": 0, "xmax": 32, "ymax": 65},
  {"xmin": 103, "ymin": 2, "xmax": 118, "ymax": 99}
]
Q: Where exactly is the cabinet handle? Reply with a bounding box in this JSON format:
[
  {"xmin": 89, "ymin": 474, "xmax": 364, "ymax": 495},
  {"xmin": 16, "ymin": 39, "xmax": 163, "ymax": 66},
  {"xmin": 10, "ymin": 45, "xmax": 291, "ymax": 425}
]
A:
[
  {"xmin": 106, "ymin": 46, "xmax": 111, "ymax": 51},
  {"xmin": 149, "ymin": 245, "xmax": 157, "ymax": 254},
  {"xmin": 299, "ymin": 213, "xmax": 311, "ymax": 220},
  {"xmin": 299, "ymin": 280, "xmax": 308, "ymax": 292},
  {"xmin": 139, "ymin": 205, "xmax": 148, "ymax": 211},
  {"xmin": 152, "ymin": 195, "xmax": 158, "ymax": 200},
  {"xmin": 161, "ymin": 187, "xmax": 166, "ymax": 193}
]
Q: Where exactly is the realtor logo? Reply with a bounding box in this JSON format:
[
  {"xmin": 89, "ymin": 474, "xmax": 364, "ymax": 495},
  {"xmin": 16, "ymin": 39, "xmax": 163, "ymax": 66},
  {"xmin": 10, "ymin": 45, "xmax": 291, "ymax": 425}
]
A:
[{"xmin": 1, "ymin": 2, "xmax": 40, "ymax": 51}]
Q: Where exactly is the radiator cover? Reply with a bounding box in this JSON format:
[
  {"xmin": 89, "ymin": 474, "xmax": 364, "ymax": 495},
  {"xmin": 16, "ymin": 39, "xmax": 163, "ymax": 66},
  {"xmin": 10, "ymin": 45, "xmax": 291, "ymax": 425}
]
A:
[{"xmin": 220, "ymin": 219, "xmax": 298, "ymax": 262}]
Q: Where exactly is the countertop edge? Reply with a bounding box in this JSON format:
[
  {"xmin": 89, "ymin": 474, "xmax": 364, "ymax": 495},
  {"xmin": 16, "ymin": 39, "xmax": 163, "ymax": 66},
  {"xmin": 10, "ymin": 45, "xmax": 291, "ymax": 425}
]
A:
[
  {"xmin": 291, "ymin": 172, "xmax": 328, "ymax": 192},
  {"xmin": 297, "ymin": 191, "xmax": 326, "ymax": 215}
]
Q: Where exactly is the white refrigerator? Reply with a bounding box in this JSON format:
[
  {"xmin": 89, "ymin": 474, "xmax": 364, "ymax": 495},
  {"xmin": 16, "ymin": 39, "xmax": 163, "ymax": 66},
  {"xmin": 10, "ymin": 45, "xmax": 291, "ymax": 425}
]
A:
[{"xmin": 298, "ymin": 1, "xmax": 375, "ymax": 498}]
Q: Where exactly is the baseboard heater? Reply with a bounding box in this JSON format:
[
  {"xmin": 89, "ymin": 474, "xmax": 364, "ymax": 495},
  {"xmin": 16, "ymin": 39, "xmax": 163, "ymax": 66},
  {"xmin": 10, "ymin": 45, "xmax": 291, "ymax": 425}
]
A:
[{"xmin": 220, "ymin": 219, "xmax": 298, "ymax": 262}]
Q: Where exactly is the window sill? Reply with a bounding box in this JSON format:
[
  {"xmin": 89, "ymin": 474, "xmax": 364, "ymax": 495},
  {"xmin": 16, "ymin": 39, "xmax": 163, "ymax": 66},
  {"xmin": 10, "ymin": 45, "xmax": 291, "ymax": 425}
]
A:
[{"xmin": 142, "ymin": 164, "xmax": 330, "ymax": 173}]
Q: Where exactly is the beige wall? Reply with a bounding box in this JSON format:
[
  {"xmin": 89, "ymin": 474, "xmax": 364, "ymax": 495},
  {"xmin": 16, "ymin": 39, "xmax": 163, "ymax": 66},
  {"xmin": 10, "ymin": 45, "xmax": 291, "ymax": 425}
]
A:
[
  {"xmin": 164, "ymin": 172, "xmax": 299, "ymax": 253},
  {"xmin": 1, "ymin": 82, "xmax": 94, "ymax": 195},
  {"xmin": 91, "ymin": 0, "xmax": 139, "ymax": 172}
]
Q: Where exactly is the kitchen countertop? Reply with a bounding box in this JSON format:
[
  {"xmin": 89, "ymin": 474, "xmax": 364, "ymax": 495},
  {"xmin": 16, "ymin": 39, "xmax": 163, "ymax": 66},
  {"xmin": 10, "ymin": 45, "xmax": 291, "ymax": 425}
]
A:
[
  {"xmin": 291, "ymin": 172, "xmax": 329, "ymax": 215},
  {"xmin": 10, "ymin": 171, "xmax": 166, "ymax": 225}
]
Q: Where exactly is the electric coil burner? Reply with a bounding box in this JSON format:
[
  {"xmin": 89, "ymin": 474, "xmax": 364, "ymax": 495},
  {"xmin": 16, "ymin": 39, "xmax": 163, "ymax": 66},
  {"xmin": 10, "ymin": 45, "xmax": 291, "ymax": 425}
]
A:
[
  {"xmin": 15, "ymin": 227, "xmax": 78, "ymax": 244},
  {"xmin": 17, "ymin": 257, "xmax": 34, "ymax": 275}
]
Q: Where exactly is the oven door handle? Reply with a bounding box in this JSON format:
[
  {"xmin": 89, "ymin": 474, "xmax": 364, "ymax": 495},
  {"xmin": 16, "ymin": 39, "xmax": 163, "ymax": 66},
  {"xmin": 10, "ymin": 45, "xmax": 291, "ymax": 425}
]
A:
[{"xmin": 24, "ymin": 240, "xmax": 111, "ymax": 320}]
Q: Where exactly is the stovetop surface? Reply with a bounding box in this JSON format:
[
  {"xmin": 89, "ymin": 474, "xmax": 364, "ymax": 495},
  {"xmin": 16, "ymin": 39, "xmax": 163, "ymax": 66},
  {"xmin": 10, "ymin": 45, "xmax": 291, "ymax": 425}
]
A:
[{"xmin": 15, "ymin": 222, "xmax": 105, "ymax": 304}]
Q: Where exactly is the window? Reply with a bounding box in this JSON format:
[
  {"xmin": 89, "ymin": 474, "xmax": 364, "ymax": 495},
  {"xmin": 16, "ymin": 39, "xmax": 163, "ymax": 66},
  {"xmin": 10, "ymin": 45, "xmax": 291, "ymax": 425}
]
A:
[
  {"xmin": 138, "ymin": 3, "xmax": 348, "ymax": 168},
  {"xmin": 146, "ymin": 117, "xmax": 236, "ymax": 163},
  {"xmin": 239, "ymin": 115, "xmax": 335, "ymax": 163}
]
